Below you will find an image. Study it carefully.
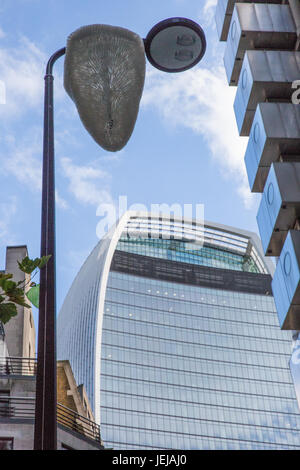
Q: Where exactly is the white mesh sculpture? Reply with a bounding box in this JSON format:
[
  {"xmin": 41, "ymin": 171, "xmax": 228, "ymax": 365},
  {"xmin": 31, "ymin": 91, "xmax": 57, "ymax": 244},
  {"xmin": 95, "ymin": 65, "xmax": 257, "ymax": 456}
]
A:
[{"xmin": 64, "ymin": 24, "xmax": 146, "ymax": 152}]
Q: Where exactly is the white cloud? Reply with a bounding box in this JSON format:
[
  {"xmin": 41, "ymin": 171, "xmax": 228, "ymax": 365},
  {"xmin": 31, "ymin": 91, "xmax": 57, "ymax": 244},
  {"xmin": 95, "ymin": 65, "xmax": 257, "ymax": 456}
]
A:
[
  {"xmin": 0, "ymin": 79, "xmax": 5, "ymax": 104},
  {"xmin": 55, "ymin": 190, "xmax": 69, "ymax": 210},
  {"xmin": 61, "ymin": 157, "xmax": 114, "ymax": 207},
  {"xmin": 0, "ymin": 35, "xmax": 65, "ymax": 120},
  {"xmin": 0, "ymin": 196, "xmax": 17, "ymax": 244},
  {"xmin": 202, "ymin": 0, "xmax": 218, "ymax": 28},
  {"xmin": 203, "ymin": 0, "xmax": 218, "ymax": 16},
  {"xmin": 2, "ymin": 130, "xmax": 42, "ymax": 190},
  {"xmin": 0, "ymin": 36, "xmax": 45, "ymax": 117},
  {"xmin": 142, "ymin": 64, "xmax": 253, "ymax": 208},
  {"xmin": 0, "ymin": 129, "xmax": 68, "ymax": 209}
]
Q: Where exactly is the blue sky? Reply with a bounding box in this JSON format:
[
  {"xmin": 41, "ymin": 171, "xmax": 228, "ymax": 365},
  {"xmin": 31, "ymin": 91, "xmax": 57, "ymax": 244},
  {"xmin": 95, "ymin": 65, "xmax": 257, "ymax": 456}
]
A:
[{"xmin": 0, "ymin": 0, "xmax": 262, "ymax": 324}]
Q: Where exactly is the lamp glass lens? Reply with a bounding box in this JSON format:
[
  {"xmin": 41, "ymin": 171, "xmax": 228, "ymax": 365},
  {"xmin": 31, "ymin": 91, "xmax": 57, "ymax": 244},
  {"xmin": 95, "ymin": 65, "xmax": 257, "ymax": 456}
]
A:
[{"xmin": 149, "ymin": 25, "xmax": 204, "ymax": 70}]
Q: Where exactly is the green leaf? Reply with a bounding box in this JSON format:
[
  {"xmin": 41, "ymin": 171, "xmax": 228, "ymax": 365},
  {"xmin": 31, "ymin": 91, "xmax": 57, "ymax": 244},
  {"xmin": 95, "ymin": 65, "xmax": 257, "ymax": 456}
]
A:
[
  {"xmin": 2, "ymin": 282, "xmax": 31, "ymax": 309},
  {"xmin": 18, "ymin": 255, "xmax": 51, "ymax": 274},
  {"xmin": 0, "ymin": 273, "xmax": 13, "ymax": 281},
  {"xmin": 0, "ymin": 276, "xmax": 13, "ymax": 290},
  {"xmin": 9, "ymin": 296, "xmax": 31, "ymax": 309},
  {"xmin": 3, "ymin": 284, "xmax": 23, "ymax": 298},
  {"xmin": 38, "ymin": 255, "xmax": 52, "ymax": 269},
  {"xmin": 17, "ymin": 256, "xmax": 40, "ymax": 274},
  {"xmin": 26, "ymin": 285, "xmax": 40, "ymax": 309},
  {"xmin": 0, "ymin": 303, "xmax": 18, "ymax": 324},
  {"xmin": 0, "ymin": 279, "xmax": 18, "ymax": 294}
]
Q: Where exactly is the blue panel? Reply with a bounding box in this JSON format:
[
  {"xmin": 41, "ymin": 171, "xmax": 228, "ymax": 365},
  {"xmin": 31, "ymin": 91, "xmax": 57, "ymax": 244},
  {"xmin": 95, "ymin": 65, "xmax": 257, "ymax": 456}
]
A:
[
  {"xmin": 233, "ymin": 54, "xmax": 253, "ymax": 135},
  {"xmin": 223, "ymin": 6, "xmax": 242, "ymax": 85},
  {"xmin": 256, "ymin": 165, "xmax": 282, "ymax": 255},
  {"xmin": 272, "ymin": 261, "xmax": 291, "ymax": 329},
  {"xmin": 244, "ymin": 138, "xmax": 258, "ymax": 191},
  {"xmin": 256, "ymin": 194, "xmax": 273, "ymax": 255},
  {"xmin": 281, "ymin": 232, "xmax": 300, "ymax": 304},
  {"xmin": 244, "ymin": 105, "xmax": 267, "ymax": 192},
  {"xmin": 272, "ymin": 231, "xmax": 300, "ymax": 329},
  {"xmin": 215, "ymin": 0, "xmax": 227, "ymax": 40}
]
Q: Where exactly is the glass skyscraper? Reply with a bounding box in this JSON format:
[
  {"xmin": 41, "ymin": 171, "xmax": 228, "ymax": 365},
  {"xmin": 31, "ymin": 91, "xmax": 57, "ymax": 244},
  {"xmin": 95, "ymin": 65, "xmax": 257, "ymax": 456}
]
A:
[{"xmin": 57, "ymin": 212, "xmax": 300, "ymax": 449}]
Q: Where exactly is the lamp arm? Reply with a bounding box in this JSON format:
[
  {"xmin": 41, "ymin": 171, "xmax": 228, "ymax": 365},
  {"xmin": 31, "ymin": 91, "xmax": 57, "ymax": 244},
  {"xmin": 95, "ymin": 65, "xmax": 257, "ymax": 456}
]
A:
[{"xmin": 46, "ymin": 47, "xmax": 66, "ymax": 75}]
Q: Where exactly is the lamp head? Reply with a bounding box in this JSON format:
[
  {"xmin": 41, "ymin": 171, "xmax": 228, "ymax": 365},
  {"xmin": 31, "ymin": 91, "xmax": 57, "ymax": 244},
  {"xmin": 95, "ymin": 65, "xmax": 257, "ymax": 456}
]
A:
[
  {"xmin": 64, "ymin": 24, "xmax": 146, "ymax": 152},
  {"xmin": 144, "ymin": 17, "xmax": 206, "ymax": 73}
]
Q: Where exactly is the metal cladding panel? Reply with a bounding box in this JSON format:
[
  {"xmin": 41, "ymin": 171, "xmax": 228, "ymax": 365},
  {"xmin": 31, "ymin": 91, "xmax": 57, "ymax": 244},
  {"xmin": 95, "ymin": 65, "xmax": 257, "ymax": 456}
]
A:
[
  {"xmin": 256, "ymin": 190, "xmax": 275, "ymax": 256},
  {"xmin": 272, "ymin": 259, "xmax": 294, "ymax": 329},
  {"xmin": 283, "ymin": 231, "xmax": 300, "ymax": 304},
  {"xmin": 272, "ymin": 230, "xmax": 300, "ymax": 329},
  {"xmin": 245, "ymin": 103, "xmax": 300, "ymax": 192},
  {"xmin": 215, "ymin": 0, "xmax": 229, "ymax": 41},
  {"xmin": 216, "ymin": 0, "xmax": 283, "ymax": 42},
  {"xmin": 224, "ymin": 3, "xmax": 296, "ymax": 85},
  {"xmin": 233, "ymin": 52, "xmax": 256, "ymax": 136},
  {"xmin": 257, "ymin": 163, "xmax": 300, "ymax": 256},
  {"xmin": 234, "ymin": 51, "xmax": 300, "ymax": 136},
  {"xmin": 244, "ymin": 104, "xmax": 268, "ymax": 192}
]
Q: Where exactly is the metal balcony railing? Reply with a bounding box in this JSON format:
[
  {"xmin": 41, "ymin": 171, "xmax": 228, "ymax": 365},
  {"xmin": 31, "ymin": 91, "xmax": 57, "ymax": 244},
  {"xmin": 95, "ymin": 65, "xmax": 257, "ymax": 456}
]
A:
[
  {"xmin": 0, "ymin": 396, "xmax": 35, "ymax": 420},
  {"xmin": 0, "ymin": 356, "xmax": 37, "ymax": 376},
  {"xmin": 57, "ymin": 402, "xmax": 101, "ymax": 443},
  {"xmin": 0, "ymin": 396, "xmax": 102, "ymax": 445}
]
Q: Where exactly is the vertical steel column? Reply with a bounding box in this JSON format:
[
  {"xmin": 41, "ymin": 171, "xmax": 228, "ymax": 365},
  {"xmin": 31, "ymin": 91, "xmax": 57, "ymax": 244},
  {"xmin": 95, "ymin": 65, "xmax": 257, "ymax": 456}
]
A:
[{"xmin": 34, "ymin": 47, "xmax": 66, "ymax": 451}]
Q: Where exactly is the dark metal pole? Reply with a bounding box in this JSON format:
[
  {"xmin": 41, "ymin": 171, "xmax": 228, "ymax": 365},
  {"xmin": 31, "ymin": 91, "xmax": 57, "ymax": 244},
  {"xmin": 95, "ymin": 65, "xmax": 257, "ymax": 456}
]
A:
[{"xmin": 34, "ymin": 47, "xmax": 66, "ymax": 450}]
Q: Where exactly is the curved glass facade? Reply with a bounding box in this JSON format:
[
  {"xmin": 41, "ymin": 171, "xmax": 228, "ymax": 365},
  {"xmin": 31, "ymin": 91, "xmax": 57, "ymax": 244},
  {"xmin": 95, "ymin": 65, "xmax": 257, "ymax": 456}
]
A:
[
  {"xmin": 117, "ymin": 238, "xmax": 261, "ymax": 273},
  {"xmin": 57, "ymin": 213, "xmax": 300, "ymax": 449}
]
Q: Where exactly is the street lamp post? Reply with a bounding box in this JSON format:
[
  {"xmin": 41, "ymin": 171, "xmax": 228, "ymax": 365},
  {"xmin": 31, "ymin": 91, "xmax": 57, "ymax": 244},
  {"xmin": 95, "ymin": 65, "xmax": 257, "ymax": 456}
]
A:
[
  {"xmin": 34, "ymin": 18, "xmax": 206, "ymax": 450},
  {"xmin": 34, "ymin": 47, "xmax": 66, "ymax": 450}
]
